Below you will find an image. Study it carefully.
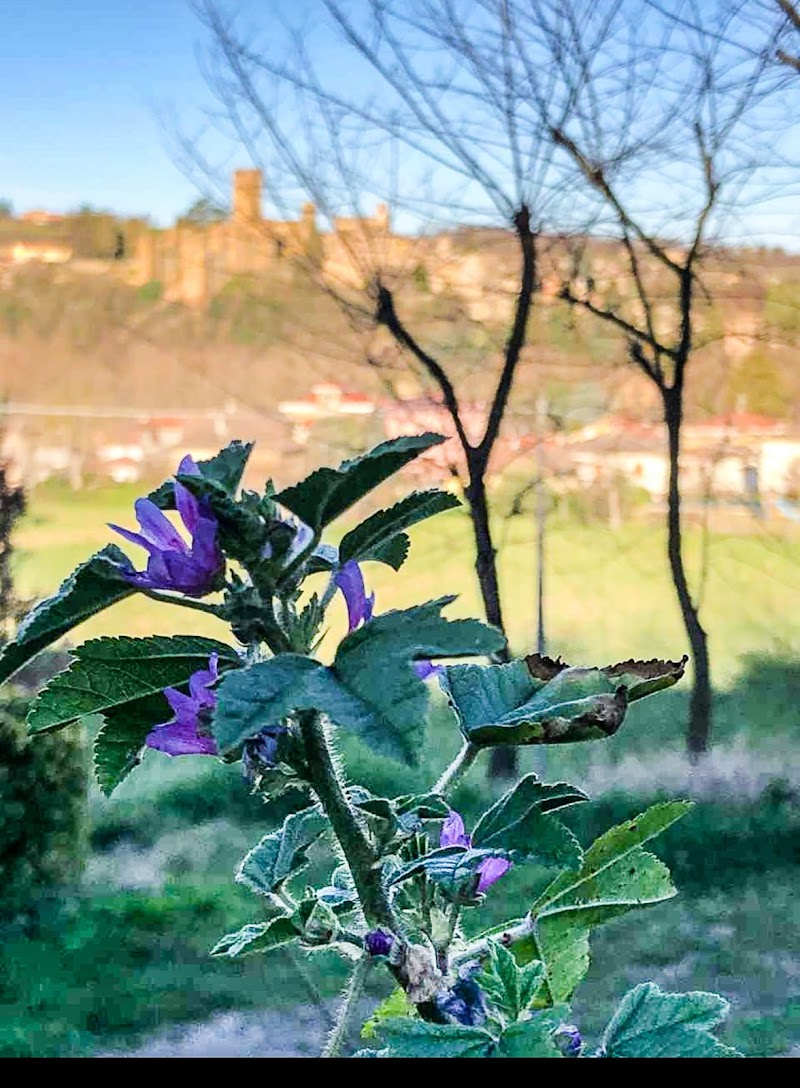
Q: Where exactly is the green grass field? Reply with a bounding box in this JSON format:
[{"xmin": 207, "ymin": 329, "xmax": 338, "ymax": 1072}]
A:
[{"xmin": 4, "ymin": 480, "xmax": 800, "ymax": 1057}]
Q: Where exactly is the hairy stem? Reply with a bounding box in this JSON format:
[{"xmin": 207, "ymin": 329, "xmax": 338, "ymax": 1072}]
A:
[
  {"xmin": 298, "ymin": 708, "xmax": 397, "ymax": 931},
  {"xmin": 137, "ymin": 588, "xmax": 223, "ymax": 617},
  {"xmin": 322, "ymin": 954, "xmax": 371, "ymax": 1058},
  {"xmin": 433, "ymin": 741, "xmax": 480, "ymax": 796}
]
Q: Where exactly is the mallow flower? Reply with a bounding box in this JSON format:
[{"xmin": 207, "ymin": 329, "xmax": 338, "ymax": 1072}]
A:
[
  {"xmin": 413, "ymin": 660, "xmax": 445, "ymax": 681},
  {"xmin": 440, "ymin": 809, "xmax": 512, "ymax": 893},
  {"xmin": 333, "ymin": 559, "xmax": 375, "ymax": 633},
  {"xmin": 242, "ymin": 724, "xmax": 289, "ymax": 781},
  {"xmin": 109, "ymin": 455, "xmax": 224, "ymax": 597},
  {"xmin": 146, "ymin": 654, "xmax": 220, "ymax": 757}
]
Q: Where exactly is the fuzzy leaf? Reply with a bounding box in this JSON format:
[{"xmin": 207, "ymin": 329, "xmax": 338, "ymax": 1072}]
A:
[
  {"xmin": 361, "ymin": 990, "xmax": 416, "ymax": 1040},
  {"xmin": 375, "ymin": 1019, "xmax": 496, "ymax": 1058},
  {"xmin": 495, "ymin": 1014, "xmax": 565, "ymax": 1058},
  {"xmin": 598, "ymin": 983, "xmax": 741, "ymax": 1058},
  {"xmin": 525, "ymin": 653, "xmax": 688, "ymax": 702},
  {"xmin": 516, "ymin": 802, "xmax": 693, "ymax": 1004},
  {"xmin": 0, "ymin": 546, "xmax": 134, "ymax": 686},
  {"xmin": 236, "ymin": 807, "xmax": 328, "ymax": 896},
  {"xmin": 26, "ymin": 635, "xmax": 239, "ymax": 735},
  {"xmin": 210, "ymin": 917, "xmax": 299, "ymax": 958},
  {"xmin": 339, "ymin": 490, "xmax": 461, "ymax": 569},
  {"xmin": 472, "ymin": 775, "xmax": 588, "ymax": 870},
  {"xmin": 477, "ymin": 941, "xmax": 545, "ymax": 1022},
  {"xmin": 441, "ymin": 661, "xmax": 628, "ymax": 747},
  {"xmin": 276, "ymin": 434, "xmax": 447, "ymax": 530},
  {"xmin": 93, "ymin": 692, "xmax": 169, "ymax": 796},
  {"xmin": 214, "ymin": 600, "xmax": 502, "ymax": 764},
  {"xmin": 333, "ymin": 598, "xmax": 505, "ymax": 763}
]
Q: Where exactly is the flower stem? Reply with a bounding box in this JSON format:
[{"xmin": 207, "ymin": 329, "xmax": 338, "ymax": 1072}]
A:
[
  {"xmin": 433, "ymin": 741, "xmax": 480, "ymax": 796},
  {"xmin": 322, "ymin": 954, "xmax": 370, "ymax": 1058}
]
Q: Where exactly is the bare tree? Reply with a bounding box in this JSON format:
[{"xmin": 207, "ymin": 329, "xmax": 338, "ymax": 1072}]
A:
[
  {"xmin": 192, "ymin": 0, "xmax": 626, "ymax": 775},
  {"xmin": 534, "ymin": 1, "xmax": 789, "ymax": 757},
  {"xmin": 776, "ymin": 0, "xmax": 800, "ymax": 71}
]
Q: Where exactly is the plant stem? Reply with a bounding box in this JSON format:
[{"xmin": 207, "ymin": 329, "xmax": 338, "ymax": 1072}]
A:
[
  {"xmin": 137, "ymin": 588, "xmax": 223, "ymax": 616},
  {"xmin": 297, "ymin": 709, "xmax": 397, "ymax": 932},
  {"xmin": 322, "ymin": 954, "xmax": 370, "ymax": 1058},
  {"xmin": 433, "ymin": 741, "xmax": 480, "ymax": 796}
]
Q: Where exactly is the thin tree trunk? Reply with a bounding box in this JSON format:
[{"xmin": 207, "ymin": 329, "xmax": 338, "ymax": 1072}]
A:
[{"xmin": 664, "ymin": 389, "xmax": 712, "ymax": 759}]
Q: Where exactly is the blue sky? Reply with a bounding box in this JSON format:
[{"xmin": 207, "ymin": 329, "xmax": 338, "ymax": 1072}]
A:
[{"xmin": 1, "ymin": 1, "xmax": 798, "ymax": 247}]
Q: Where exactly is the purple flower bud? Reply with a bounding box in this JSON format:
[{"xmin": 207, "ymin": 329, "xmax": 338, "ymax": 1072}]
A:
[
  {"xmin": 554, "ymin": 1023, "xmax": 582, "ymax": 1057},
  {"xmin": 109, "ymin": 455, "xmax": 224, "ymax": 597},
  {"xmin": 333, "ymin": 560, "xmax": 375, "ymax": 633},
  {"xmin": 364, "ymin": 928, "xmax": 395, "ymax": 957},
  {"xmin": 436, "ymin": 962, "xmax": 488, "ymax": 1026},
  {"xmin": 146, "ymin": 654, "xmax": 220, "ymax": 757},
  {"xmin": 242, "ymin": 724, "xmax": 288, "ymax": 780}
]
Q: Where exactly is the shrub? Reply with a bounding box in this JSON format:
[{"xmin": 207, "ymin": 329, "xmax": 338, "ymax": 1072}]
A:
[{"xmin": 0, "ymin": 702, "xmax": 88, "ymax": 919}]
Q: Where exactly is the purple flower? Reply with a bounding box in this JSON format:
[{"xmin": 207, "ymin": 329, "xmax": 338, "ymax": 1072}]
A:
[
  {"xmin": 109, "ymin": 455, "xmax": 224, "ymax": 597},
  {"xmin": 440, "ymin": 809, "xmax": 512, "ymax": 893},
  {"xmin": 554, "ymin": 1023, "xmax": 582, "ymax": 1057},
  {"xmin": 364, "ymin": 928, "xmax": 395, "ymax": 957},
  {"xmin": 413, "ymin": 660, "xmax": 445, "ymax": 681},
  {"xmin": 436, "ymin": 962, "xmax": 488, "ymax": 1027},
  {"xmin": 242, "ymin": 724, "xmax": 289, "ymax": 780},
  {"xmin": 334, "ymin": 560, "xmax": 375, "ymax": 632},
  {"xmin": 146, "ymin": 654, "xmax": 220, "ymax": 757}
]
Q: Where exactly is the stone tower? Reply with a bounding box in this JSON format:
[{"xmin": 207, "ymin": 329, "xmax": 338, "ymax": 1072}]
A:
[{"xmin": 233, "ymin": 169, "xmax": 262, "ymax": 224}]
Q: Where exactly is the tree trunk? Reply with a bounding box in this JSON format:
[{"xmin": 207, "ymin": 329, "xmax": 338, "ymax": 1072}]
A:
[
  {"xmin": 465, "ymin": 468, "xmax": 516, "ymax": 778},
  {"xmin": 664, "ymin": 390, "xmax": 712, "ymax": 759}
]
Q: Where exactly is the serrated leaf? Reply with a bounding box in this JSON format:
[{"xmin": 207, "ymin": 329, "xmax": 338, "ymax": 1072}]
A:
[
  {"xmin": 477, "ymin": 941, "xmax": 545, "ymax": 1022},
  {"xmin": 441, "ymin": 660, "xmax": 628, "ymax": 747},
  {"xmin": 525, "ymin": 653, "xmax": 688, "ymax": 702},
  {"xmin": 339, "ymin": 490, "xmax": 461, "ymax": 570},
  {"xmin": 375, "ymin": 1019, "xmax": 496, "ymax": 1058},
  {"xmin": 276, "ymin": 434, "xmax": 447, "ymax": 530},
  {"xmin": 515, "ymin": 801, "xmax": 693, "ymax": 1004},
  {"xmin": 333, "ymin": 598, "xmax": 506, "ymax": 764},
  {"xmin": 149, "ymin": 440, "xmax": 253, "ymax": 507},
  {"xmin": 93, "ymin": 692, "xmax": 169, "ymax": 795},
  {"xmin": 236, "ymin": 807, "xmax": 328, "ymax": 896},
  {"xmin": 495, "ymin": 1014, "xmax": 564, "ymax": 1058},
  {"xmin": 26, "ymin": 635, "xmax": 239, "ymax": 735},
  {"xmin": 598, "ymin": 983, "xmax": 741, "ymax": 1058},
  {"xmin": 210, "ymin": 916, "xmax": 299, "ymax": 958},
  {"xmin": 214, "ymin": 600, "xmax": 503, "ymax": 764},
  {"xmin": 0, "ymin": 546, "xmax": 134, "ymax": 685},
  {"xmin": 472, "ymin": 775, "xmax": 588, "ymax": 870}
]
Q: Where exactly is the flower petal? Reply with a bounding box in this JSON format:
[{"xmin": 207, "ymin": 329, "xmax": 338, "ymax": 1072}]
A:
[
  {"xmin": 334, "ymin": 560, "xmax": 373, "ymax": 632},
  {"xmin": 440, "ymin": 810, "xmax": 471, "ymax": 849},
  {"xmin": 134, "ymin": 498, "xmax": 188, "ymax": 553},
  {"xmin": 476, "ymin": 856, "xmax": 511, "ymax": 893},
  {"xmin": 146, "ymin": 720, "xmax": 218, "ymax": 756},
  {"xmin": 174, "ymin": 480, "xmax": 201, "ymax": 535}
]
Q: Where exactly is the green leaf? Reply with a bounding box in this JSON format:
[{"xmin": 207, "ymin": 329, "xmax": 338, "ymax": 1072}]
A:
[
  {"xmin": 275, "ymin": 434, "xmax": 447, "ymax": 530},
  {"xmin": 26, "ymin": 635, "xmax": 239, "ymax": 735},
  {"xmin": 598, "ymin": 983, "xmax": 741, "ymax": 1058},
  {"xmin": 472, "ymin": 775, "xmax": 587, "ymax": 870},
  {"xmin": 477, "ymin": 941, "xmax": 545, "ymax": 1022},
  {"xmin": 375, "ymin": 1019, "xmax": 496, "ymax": 1058},
  {"xmin": 210, "ymin": 916, "xmax": 299, "ymax": 958},
  {"xmin": 339, "ymin": 490, "xmax": 461, "ymax": 570},
  {"xmin": 236, "ymin": 807, "xmax": 328, "ymax": 896},
  {"xmin": 93, "ymin": 692, "xmax": 169, "ymax": 796},
  {"xmin": 0, "ymin": 546, "xmax": 134, "ymax": 686},
  {"xmin": 442, "ymin": 660, "xmax": 628, "ymax": 747},
  {"xmin": 214, "ymin": 600, "xmax": 503, "ymax": 764},
  {"xmin": 495, "ymin": 1014, "xmax": 565, "ymax": 1058},
  {"xmin": 333, "ymin": 598, "xmax": 505, "ymax": 764},
  {"xmin": 149, "ymin": 440, "xmax": 253, "ymax": 507},
  {"xmin": 516, "ymin": 801, "xmax": 693, "ymax": 1004},
  {"xmin": 361, "ymin": 990, "xmax": 416, "ymax": 1040}
]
